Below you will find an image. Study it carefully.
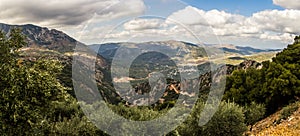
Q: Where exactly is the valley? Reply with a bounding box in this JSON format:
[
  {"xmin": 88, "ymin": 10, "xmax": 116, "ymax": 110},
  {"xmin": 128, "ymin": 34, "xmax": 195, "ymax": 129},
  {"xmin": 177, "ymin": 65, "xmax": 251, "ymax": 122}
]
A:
[{"xmin": 0, "ymin": 22, "xmax": 299, "ymax": 136}]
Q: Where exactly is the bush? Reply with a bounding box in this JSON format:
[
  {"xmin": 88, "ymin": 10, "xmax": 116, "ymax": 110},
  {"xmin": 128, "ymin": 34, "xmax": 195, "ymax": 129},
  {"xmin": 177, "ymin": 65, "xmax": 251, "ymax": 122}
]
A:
[
  {"xmin": 279, "ymin": 102, "xmax": 299, "ymax": 121},
  {"xmin": 174, "ymin": 101, "xmax": 204, "ymax": 136},
  {"xmin": 201, "ymin": 101, "xmax": 247, "ymax": 136},
  {"xmin": 174, "ymin": 101, "xmax": 247, "ymax": 136},
  {"xmin": 244, "ymin": 102, "xmax": 266, "ymax": 126},
  {"xmin": 48, "ymin": 114, "xmax": 105, "ymax": 136}
]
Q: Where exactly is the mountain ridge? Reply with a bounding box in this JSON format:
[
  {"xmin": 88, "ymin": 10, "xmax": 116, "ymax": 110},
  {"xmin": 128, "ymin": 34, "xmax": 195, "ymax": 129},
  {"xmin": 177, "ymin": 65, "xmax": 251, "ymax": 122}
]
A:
[
  {"xmin": 0, "ymin": 23, "xmax": 80, "ymax": 53},
  {"xmin": 89, "ymin": 41, "xmax": 282, "ymax": 60}
]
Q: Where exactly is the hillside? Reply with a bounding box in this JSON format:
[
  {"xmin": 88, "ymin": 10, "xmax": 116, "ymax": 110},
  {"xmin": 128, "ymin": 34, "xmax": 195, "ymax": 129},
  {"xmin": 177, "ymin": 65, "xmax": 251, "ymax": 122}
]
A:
[
  {"xmin": 90, "ymin": 41, "xmax": 280, "ymax": 67},
  {"xmin": 0, "ymin": 23, "xmax": 80, "ymax": 53},
  {"xmin": 225, "ymin": 52, "xmax": 278, "ymax": 65},
  {"xmin": 89, "ymin": 40, "xmax": 265, "ymax": 106},
  {"xmin": 0, "ymin": 23, "xmax": 123, "ymax": 104},
  {"xmin": 1, "ymin": 22, "xmax": 299, "ymax": 135},
  {"xmin": 249, "ymin": 102, "xmax": 300, "ymax": 135},
  {"xmin": 210, "ymin": 44, "xmax": 281, "ymax": 55},
  {"xmin": 224, "ymin": 36, "xmax": 300, "ymax": 135},
  {"xmin": 90, "ymin": 41, "xmax": 280, "ymax": 59}
]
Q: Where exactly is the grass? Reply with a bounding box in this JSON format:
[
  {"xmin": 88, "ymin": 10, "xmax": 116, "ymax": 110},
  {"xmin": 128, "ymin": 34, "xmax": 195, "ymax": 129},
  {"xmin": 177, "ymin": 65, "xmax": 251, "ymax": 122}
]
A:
[{"xmin": 249, "ymin": 101, "xmax": 300, "ymax": 136}]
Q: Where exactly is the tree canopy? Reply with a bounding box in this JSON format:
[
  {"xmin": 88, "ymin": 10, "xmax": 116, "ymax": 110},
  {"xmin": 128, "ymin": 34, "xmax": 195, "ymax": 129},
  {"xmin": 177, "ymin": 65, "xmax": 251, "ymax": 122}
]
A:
[{"xmin": 224, "ymin": 36, "xmax": 300, "ymax": 114}]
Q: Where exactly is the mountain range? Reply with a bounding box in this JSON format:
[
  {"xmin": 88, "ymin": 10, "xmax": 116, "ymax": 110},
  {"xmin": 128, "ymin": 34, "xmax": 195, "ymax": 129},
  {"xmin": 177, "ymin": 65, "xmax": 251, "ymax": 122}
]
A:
[
  {"xmin": 0, "ymin": 22, "xmax": 280, "ymax": 62},
  {"xmin": 89, "ymin": 41, "xmax": 281, "ymax": 61},
  {"xmin": 0, "ymin": 22, "xmax": 272, "ymax": 105}
]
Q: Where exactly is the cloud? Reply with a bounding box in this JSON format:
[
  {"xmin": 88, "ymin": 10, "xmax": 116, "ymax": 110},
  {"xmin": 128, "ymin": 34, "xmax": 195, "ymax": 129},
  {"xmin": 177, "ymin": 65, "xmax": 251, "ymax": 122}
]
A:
[
  {"xmin": 273, "ymin": 0, "xmax": 300, "ymax": 9},
  {"xmin": 91, "ymin": 6, "xmax": 298, "ymax": 48},
  {"xmin": 123, "ymin": 18, "xmax": 166, "ymax": 30},
  {"xmin": 167, "ymin": 6, "xmax": 245, "ymax": 27},
  {"xmin": 249, "ymin": 9, "xmax": 300, "ymax": 34},
  {"xmin": 165, "ymin": 6, "xmax": 299, "ymax": 44},
  {"xmin": 0, "ymin": 0, "xmax": 145, "ymax": 28}
]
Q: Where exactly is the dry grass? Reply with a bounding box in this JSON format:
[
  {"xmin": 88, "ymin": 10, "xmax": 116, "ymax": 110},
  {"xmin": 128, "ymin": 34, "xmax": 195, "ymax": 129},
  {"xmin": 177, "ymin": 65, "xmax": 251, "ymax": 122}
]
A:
[{"xmin": 248, "ymin": 102, "xmax": 300, "ymax": 136}]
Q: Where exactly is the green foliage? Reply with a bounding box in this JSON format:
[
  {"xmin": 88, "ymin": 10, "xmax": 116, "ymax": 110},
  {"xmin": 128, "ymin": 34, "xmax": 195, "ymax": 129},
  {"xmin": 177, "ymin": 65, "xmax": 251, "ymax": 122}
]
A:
[
  {"xmin": 201, "ymin": 101, "xmax": 247, "ymax": 136},
  {"xmin": 2, "ymin": 28, "xmax": 299, "ymax": 135},
  {"xmin": 79, "ymin": 101, "xmax": 187, "ymax": 136},
  {"xmin": 174, "ymin": 101, "xmax": 204, "ymax": 136},
  {"xmin": 109, "ymin": 103, "xmax": 166, "ymax": 121},
  {"xmin": 279, "ymin": 102, "xmax": 299, "ymax": 121},
  {"xmin": 243, "ymin": 102, "xmax": 266, "ymax": 126},
  {"xmin": 0, "ymin": 29, "xmax": 105, "ymax": 135},
  {"xmin": 0, "ymin": 28, "xmax": 26, "ymax": 64},
  {"xmin": 224, "ymin": 68, "xmax": 265, "ymax": 104},
  {"xmin": 0, "ymin": 29, "xmax": 70, "ymax": 134},
  {"xmin": 224, "ymin": 36, "xmax": 300, "ymax": 115},
  {"xmin": 48, "ymin": 114, "xmax": 105, "ymax": 136},
  {"xmin": 173, "ymin": 101, "xmax": 247, "ymax": 136}
]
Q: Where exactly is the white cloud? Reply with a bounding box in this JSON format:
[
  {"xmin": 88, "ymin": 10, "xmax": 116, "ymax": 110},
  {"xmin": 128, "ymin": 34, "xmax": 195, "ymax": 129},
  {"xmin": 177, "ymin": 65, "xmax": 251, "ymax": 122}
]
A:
[
  {"xmin": 0, "ymin": 0, "xmax": 145, "ymax": 28},
  {"xmin": 123, "ymin": 18, "xmax": 166, "ymax": 30},
  {"xmin": 11, "ymin": 1, "xmax": 292, "ymax": 48},
  {"xmin": 165, "ymin": 6, "xmax": 299, "ymax": 44},
  {"xmin": 166, "ymin": 6, "xmax": 206, "ymax": 26},
  {"xmin": 167, "ymin": 6, "xmax": 245, "ymax": 27},
  {"xmin": 249, "ymin": 9, "xmax": 300, "ymax": 34},
  {"xmin": 83, "ymin": 6, "xmax": 298, "ymax": 48},
  {"xmin": 273, "ymin": 0, "xmax": 300, "ymax": 9}
]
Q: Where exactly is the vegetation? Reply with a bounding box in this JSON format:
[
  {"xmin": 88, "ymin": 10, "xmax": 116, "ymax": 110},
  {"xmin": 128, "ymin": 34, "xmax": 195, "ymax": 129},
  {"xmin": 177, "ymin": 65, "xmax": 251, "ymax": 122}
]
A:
[
  {"xmin": 243, "ymin": 102, "xmax": 266, "ymax": 130},
  {"xmin": 249, "ymin": 101, "xmax": 300, "ymax": 136},
  {"xmin": 1, "ymin": 28, "xmax": 300, "ymax": 135},
  {"xmin": 0, "ymin": 29, "xmax": 103, "ymax": 135},
  {"xmin": 224, "ymin": 38, "xmax": 300, "ymax": 115},
  {"xmin": 173, "ymin": 101, "xmax": 247, "ymax": 136},
  {"xmin": 279, "ymin": 102, "xmax": 299, "ymax": 121}
]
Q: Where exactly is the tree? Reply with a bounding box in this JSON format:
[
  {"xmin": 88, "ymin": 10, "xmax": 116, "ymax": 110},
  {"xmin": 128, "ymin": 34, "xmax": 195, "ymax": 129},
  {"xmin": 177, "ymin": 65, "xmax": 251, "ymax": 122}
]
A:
[
  {"xmin": 173, "ymin": 101, "xmax": 247, "ymax": 136},
  {"xmin": 224, "ymin": 36, "xmax": 300, "ymax": 115},
  {"xmin": 201, "ymin": 101, "xmax": 247, "ymax": 136},
  {"xmin": 0, "ymin": 29, "xmax": 70, "ymax": 134}
]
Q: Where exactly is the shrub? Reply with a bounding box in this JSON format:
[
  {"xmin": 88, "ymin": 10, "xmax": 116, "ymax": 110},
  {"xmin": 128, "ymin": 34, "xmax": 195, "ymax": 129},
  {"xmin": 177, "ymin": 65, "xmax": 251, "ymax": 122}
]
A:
[
  {"xmin": 174, "ymin": 101, "xmax": 247, "ymax": 136},
  {"xmin": 244, "ymin": 102, "xmax": 266, "ymax": 126},
  {"xmin": 279, "ymin": 102, "xmax": 299, "ymax": 121},
  {"xmin": 201, "ymin": 101, "xmax": 247, "ymax": 136}
]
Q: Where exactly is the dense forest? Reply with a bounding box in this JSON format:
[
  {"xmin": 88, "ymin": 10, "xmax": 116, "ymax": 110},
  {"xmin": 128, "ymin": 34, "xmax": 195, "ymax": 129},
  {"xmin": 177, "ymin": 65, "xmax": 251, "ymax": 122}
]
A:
[{"xmin": 1, "ymin": 29, "xmax": 300, "ymax": 135}]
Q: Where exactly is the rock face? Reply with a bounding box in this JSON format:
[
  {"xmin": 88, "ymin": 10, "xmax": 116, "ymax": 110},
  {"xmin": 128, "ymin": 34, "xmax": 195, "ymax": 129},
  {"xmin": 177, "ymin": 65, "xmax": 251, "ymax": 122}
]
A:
[
  {"xmin": 0, "ymin": 23, "xmax": 78, "ymax": 53},
  {"xmin": 226, "ymin": 60, "xmax": 262, "ymax": 74}
]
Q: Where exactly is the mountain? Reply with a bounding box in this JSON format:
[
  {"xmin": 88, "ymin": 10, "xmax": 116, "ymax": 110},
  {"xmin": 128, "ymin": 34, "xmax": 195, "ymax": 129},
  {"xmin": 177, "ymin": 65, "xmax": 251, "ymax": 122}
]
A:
[
  {"xmin": 0, "ymin": 23, "xmax": 270, "ymax": 106},
  {"xmin": 0, "ymin": 22, "xmax": 108, "ymax": 68},
  {"xmin": 203, "ymin": 44, "xmax": 281, "ymax": 65},
  {"xmin": 206, "ymin": 44, "xmax": 281, "ymax": 55},
  {"xmin": 0, "ymin": 23, "xmax": 123, "ymax": 104},
  {"xmin": 90, "ymin": 41, "xmax": 281, "ymax": 61},
  {"xmin": 0, "ymin": 23, "xmax": 78, "ymax": 53}
]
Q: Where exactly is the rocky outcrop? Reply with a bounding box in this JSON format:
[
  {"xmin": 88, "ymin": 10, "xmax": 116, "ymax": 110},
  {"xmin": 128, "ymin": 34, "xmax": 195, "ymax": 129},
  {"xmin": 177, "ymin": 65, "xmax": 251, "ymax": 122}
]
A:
[{"xmin": 226, "ymin": 60, "xmax": 262, "ymax": 74}]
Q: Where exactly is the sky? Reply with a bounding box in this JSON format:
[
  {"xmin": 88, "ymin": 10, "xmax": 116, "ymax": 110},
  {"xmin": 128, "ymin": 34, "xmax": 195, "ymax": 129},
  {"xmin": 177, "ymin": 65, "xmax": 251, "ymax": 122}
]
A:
[{"xmin": 0, "ymin": 0, "xmax": 300, "ymax": 49}]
